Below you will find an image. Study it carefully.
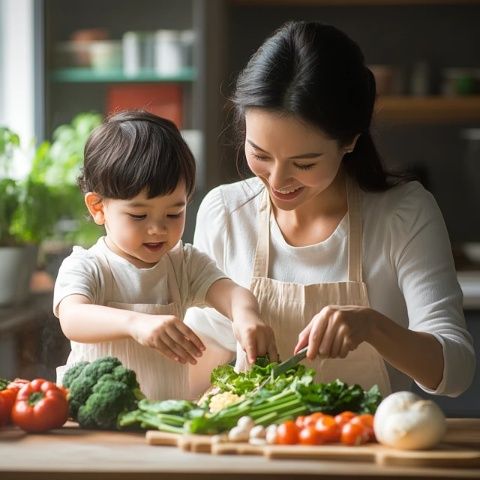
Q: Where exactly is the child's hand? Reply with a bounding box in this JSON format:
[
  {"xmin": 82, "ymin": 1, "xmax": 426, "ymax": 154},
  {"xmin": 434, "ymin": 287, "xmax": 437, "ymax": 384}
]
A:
[
  {"xmin": 129, "ymin": 314, "xmax": 205, "ymax": 364},
  {"xmin": 232, "ymin": 313, "xmax": 278, "ymax": 365}
]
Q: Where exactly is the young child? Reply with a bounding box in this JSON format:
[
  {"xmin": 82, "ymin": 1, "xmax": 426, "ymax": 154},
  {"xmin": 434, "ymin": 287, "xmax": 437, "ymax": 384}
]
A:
[{"xmin": 54, "ymin": 110, "xmax": 278, "ymax": 400}]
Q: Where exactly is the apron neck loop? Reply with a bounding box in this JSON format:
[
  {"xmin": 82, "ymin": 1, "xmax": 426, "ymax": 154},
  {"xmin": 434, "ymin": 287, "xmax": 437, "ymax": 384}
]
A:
[
  {"xmin": 252, "ymin": 189, "xmax": 271, "ymax": 278},
  {"xmin": 346, "ymin": 176, "xmax": 363, "ymax": 283},
  {"xmin": 252, "ymin": 177, "xmax": 364, "ymax": 283}
]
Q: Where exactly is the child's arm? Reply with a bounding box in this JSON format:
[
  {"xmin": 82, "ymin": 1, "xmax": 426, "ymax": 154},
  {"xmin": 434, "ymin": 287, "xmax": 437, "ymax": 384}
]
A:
[
  {"xmin": 58, "ymin": 294, "xmax": 205, "ymax": 365},
  {"xmin": 205, "ymin": 278, "xmax": 278, "ymax": 364}
]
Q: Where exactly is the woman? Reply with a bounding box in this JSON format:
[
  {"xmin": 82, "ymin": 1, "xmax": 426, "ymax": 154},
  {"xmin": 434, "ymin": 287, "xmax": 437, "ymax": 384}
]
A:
[{"xmin": 185, "ymin": 21, "xmax": 475, "ymax": 399}]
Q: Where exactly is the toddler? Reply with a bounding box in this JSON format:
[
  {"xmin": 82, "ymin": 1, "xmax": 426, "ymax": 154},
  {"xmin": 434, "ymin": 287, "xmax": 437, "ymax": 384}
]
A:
[{"xmin": 54, "ymin": 110, "xmax": 277, "ymax": 400}]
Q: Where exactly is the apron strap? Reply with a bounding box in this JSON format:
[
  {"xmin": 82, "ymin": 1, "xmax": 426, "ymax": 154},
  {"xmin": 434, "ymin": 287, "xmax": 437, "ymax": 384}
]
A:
[
  {"xmin": 252, "ymin": 177, "xmax": 364, "ymax": 283},
  {"xmin": 346, "ymin": 176, "xmax": 363, "ymax": 283},
  {"xmin": 252, "ymin": 189, "xmax": 271, "ymax": 278}
]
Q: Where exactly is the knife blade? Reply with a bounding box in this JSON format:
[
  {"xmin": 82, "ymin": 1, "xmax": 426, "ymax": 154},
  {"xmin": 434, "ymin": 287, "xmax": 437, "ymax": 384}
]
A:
[
  {"xmin": 257, "ymin": 346, "xmax": 309, "ymax": 390},
  {"xmin": 271, "ymin": 346, "xmax": 309, "ymax": 378}
]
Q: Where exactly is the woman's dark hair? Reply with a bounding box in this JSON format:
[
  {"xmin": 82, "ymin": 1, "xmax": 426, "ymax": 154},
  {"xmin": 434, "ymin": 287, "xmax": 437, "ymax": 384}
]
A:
[
  {"xmin": 79, "ymin": 110, "xmax": 196, "ymax": 199},
  {"xmin": 231, "ymin": 21, "xmax": 407, "ymax": 191}
]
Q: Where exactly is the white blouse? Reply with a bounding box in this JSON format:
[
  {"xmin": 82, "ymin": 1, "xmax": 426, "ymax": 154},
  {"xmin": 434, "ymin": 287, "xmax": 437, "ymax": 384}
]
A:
[{"xmin": 185, "ymin": 177, "xmax": 475, "ymax": 397}]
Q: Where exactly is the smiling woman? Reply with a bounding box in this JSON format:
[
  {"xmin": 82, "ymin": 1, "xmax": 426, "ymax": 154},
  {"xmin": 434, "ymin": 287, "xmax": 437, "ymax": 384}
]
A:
[{"xmin": 185, "ymin": 20, "xmax": 475, "ymax": 401}]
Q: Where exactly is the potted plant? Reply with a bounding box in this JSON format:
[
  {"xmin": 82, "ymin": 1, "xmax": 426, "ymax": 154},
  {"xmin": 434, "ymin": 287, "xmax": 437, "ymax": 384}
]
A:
[
  {"xmin": 0, "ymin": 113, "xmax": 103, "ymax": 305},
  {"xmin": 39, "ymin": 112, "xmax": 103, "ymax": 278},
  {"xmin": 0, "ymin": 127, "xmax": 60, "ymax": 305}
]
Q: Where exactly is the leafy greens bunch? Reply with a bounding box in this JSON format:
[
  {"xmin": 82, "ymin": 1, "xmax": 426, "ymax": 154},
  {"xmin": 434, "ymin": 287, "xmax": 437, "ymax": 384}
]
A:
[
  {"xmin": 188, "ymin": 360, "xmax": 381, "ymax": 434},
  {"xmin": 209, "ymin": 355, "xmax": 314, "ymax": 396}
]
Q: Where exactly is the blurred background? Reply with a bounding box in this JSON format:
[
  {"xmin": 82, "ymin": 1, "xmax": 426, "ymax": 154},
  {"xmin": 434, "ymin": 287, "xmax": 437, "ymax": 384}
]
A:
[{"xmin": 0, "ymin": 0, "xmax": 479, "ymax": 416}]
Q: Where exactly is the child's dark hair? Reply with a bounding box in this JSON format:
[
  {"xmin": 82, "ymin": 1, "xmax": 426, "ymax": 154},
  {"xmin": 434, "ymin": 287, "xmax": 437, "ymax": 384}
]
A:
[
  {"xmin": 231, "ymin": 21, "xmax": 408, "ymax": 191},
  {"xmin": 79, "ymin": 110, "xmax": 196, "ymax": 199}
]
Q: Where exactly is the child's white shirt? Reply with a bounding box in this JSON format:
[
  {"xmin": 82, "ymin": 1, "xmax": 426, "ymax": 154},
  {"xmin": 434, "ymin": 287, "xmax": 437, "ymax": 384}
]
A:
[{"xmin": 54, "ymin": 236, "xmax": 227, "ymax": 399}]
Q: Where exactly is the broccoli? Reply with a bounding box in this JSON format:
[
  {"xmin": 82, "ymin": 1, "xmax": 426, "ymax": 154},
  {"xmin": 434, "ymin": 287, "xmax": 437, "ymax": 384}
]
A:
[{"xmin": 62, "ymin": 356, "xmax": 145, "ymax": 430}]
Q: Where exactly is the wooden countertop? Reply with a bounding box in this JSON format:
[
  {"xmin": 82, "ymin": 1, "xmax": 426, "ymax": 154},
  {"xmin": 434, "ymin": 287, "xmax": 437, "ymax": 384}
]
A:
[{"xmin": 0, "ymin": 421, "xmax": 479, "ymax": 480}]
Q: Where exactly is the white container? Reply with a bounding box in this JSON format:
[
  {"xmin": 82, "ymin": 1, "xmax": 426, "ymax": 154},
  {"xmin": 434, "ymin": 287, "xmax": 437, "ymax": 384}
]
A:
[
  {"xmin": 179, "ymin": 30, "xmax": 195, "ymax": 68},
  {"xmin": 123, "ymin": 31, "xmax": 155, "ymax": 76},
  {"xmin": 154, "ymin": 30, "xmax": 182, "ymax": 76},
  {"xmin": 90, "ymin": 40, "xmax": 122, "ymax": 71}
]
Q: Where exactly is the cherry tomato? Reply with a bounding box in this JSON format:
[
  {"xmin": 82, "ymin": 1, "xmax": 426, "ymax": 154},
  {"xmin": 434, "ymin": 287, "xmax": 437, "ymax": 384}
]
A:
[
  {"xmin": 303, "ymin": 412, "xmax": 324, "ymax": 427},
  {"xmin": 299, "ymin": 425, "xmax": 325, "ymax": 445},
  {"xmin": 295, "ymin": 415, "xmax": 306, "ymax": 429},
  {"xmin": 315, "ymin": 414, "xmax": 340, "ymax": 442},
  {"xmin": 350, "ymin": 414, "xmax": 375, "ymax": 441},
  {"xmin": 276, "ymin": 420, "xmax": 300, "ymax": 445},
  {"xmin": 11, "ymin": 379, "xmax": 69, "ymax": 433},
  {"xmin": 334, "ymin": 411, "xmax": 357, "ymax": 428},
  {"xmin": 340, "ymin": 421, "xmax": 370, "ymax": 446}
]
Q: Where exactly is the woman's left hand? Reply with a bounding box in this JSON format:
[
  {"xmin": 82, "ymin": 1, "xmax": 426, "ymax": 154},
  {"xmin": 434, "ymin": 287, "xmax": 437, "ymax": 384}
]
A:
[{"xmin": 294, "ymin": 305, "xmax": 376, "ymax": 360}]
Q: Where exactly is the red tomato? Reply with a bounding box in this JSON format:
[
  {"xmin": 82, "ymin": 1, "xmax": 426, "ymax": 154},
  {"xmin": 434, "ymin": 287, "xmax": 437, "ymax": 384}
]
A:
[
  {"xmin": 334, "ymin": 411, "xmax": 357, "ymax": 428},
  {"xmin": 276, "ymin": 420, "xmax": 300, "ymax": 445},
  {"xmin": 340, "ymin": 421, "xmax": 370, "ymax": 446},
  {"xmin": 303, "ymin": 412, "xmax": 324, "ymax": 427},
  {"xmin": 350, "ymin": 414, "xmax": 375, "ymax": 441},
  {"xmin": 11, "ymin": 379, "xmax": 69, "ymax": 433},
  {"xmin": 0, "ymin": 388, "xmax": 18, "ymax": 426},
  {"xmin": 315, "ymin": 415, "xmax": 340, "ymax": 442},
  {"xmin": 295, "ymin": 415, "xmax": 306, "ymax": 429},
  {"xmin": 299, "ymin": 426, "xmax": 324, "ymax": 445}
]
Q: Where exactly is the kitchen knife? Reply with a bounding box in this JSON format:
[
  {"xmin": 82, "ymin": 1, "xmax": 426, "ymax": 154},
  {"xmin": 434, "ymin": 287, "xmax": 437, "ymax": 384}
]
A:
[
  {"xmin": 257, "ymin": 346, "xmax": 309, "ymax": 390},
  {"xmin": 272, "ymin": 346, "xmax": 309, "ymax": 378}
]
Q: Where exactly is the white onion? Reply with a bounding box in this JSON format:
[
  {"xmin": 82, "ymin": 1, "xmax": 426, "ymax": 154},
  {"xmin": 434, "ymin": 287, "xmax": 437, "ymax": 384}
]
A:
[{"xmin": 374, "ymin": 391, "xmax": 446, "ymax": 450}]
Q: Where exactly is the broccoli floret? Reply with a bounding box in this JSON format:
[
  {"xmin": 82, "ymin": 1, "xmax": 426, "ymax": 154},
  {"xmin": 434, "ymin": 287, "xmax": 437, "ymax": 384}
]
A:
[
  {"xmin": 77, "ymin": 374, "xmax": 138, "ymax": 429},
  {"xmin": 62, "ymin": 361, "xmax": 89, "ymax": 389},
  {"xmin": 62, "ymin": 356, "xmax": 144, "ymax": 429}
]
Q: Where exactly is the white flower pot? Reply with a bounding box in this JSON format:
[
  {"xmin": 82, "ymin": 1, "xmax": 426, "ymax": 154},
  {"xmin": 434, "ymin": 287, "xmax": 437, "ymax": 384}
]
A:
[{"xmin": 0, "ymin": 245, "xmax": 38, "ymax": 306}]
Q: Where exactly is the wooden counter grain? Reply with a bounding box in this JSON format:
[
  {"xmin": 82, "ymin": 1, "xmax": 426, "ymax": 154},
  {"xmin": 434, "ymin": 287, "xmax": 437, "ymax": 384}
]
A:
[{"xmin": 0, "ymin": 422, "xmax": 479, "ymax": 480}]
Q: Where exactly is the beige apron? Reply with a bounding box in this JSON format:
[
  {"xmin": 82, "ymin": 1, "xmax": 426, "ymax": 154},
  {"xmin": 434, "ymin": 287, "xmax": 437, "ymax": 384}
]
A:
[
  {"xmin": 57, "ymin": 250, "xmax": 191, "ymax": 400},
  {"xmin": 236, "ymin": 176, "xmax": 391, "ymax": 397}
]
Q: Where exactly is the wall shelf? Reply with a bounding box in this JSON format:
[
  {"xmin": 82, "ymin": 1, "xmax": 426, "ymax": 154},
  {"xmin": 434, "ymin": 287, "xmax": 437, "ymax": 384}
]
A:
[
  {"xmin": 374, "ymin": 96, "xmax": 480, "ymax": 124},
  {"xmin": 50, "ymin": 67, "xmax": 196, "ymax": 84}
]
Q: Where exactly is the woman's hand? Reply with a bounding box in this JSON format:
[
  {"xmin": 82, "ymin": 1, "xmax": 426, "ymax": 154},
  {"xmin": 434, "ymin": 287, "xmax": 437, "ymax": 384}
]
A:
[
  {"xmin": 129, "ymin": 314, "xmax": 205, "ymax": 365},
  {"xmin": 294, "ymin": 305, "xmax": 375, "ymax": 360},
  {"xmin": 232, "ymin": 312, "xmax": 279, "ymax": 365}
]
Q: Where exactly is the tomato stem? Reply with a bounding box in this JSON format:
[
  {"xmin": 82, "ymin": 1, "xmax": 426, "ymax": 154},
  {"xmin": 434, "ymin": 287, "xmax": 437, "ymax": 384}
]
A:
[{"xmin": 28, "ymin": 392, "xmax": 44, "ymax": 406}]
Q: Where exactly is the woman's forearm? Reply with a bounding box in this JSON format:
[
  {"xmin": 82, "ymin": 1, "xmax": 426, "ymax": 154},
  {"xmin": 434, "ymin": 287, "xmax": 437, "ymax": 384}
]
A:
[
  {"xmin": 58, "ymin": 296, "xmax": 135, "ymax": 343},
  {"xmin": 366, "ymin": 310, "xmax": 444, "ymax": 391}
]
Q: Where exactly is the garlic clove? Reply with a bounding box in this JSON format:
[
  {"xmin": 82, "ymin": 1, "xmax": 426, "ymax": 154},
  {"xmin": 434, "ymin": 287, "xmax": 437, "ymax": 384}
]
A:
[
  {"xmin": 228, "ymin": 425, "xmax": 250, "ymax": 443},
  {"xmin": 249, "ymin": 425, "xmax": 266, "ymax": 439},
  {"xmin": 237, "ymin": 416, "xmax": 255, "ymax": 432}
]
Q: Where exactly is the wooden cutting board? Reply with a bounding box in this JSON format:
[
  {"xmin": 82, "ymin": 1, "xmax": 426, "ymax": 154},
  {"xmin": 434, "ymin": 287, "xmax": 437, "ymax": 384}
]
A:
[{"xmin": 146, "ymin": 418, "xmax": 480, "ymax": 468}]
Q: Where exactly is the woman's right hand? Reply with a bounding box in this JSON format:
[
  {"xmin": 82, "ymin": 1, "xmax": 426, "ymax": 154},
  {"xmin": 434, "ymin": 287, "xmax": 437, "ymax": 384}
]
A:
[{"xmin": 129, "ymin": 314, "xmax": 206, "ymax": 364}]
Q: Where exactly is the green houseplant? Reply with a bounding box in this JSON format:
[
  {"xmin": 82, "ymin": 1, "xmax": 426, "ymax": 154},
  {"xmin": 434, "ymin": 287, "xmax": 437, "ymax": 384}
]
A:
[
  {"xmin": 0, "ymin": 113, "xmax": 102, "ymax": 305},
  {"xmin": 40, "ymin": 112, "xmax": 103, "ymax": 248},
  {"xmin": 0, "ymin": 127, "xmax": 60, "ymax": 305}
]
